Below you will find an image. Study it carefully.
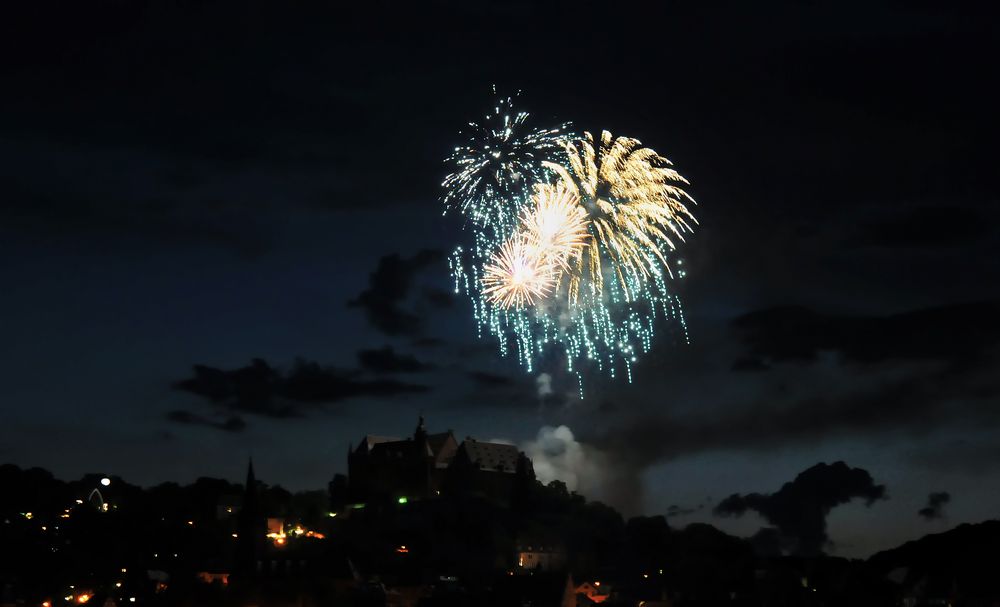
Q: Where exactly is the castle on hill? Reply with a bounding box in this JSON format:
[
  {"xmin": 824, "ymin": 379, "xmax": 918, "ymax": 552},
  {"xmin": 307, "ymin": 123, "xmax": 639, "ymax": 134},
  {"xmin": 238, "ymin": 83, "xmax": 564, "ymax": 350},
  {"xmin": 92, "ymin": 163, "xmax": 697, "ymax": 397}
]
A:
[{"xmin": 338, "ymin": 416, "xmax": 535, "ymax": 506}]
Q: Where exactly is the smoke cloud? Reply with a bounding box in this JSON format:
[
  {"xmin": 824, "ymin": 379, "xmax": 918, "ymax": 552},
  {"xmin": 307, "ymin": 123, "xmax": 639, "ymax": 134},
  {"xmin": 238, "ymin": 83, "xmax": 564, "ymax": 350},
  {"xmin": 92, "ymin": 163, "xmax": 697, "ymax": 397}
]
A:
[
  {"xmin": 536, "ymin": 373, "xmax": 553, "ymax": 399},
  {"xmin": 522, "ymin": 425, "xmax": 642, "ymax": 514}
]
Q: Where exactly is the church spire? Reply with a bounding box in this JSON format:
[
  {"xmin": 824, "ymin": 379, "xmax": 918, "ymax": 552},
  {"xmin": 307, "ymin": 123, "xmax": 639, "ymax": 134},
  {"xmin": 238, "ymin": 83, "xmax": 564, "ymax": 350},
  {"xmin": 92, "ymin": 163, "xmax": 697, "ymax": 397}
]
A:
[
  {"xmin": 245, "ymin": 456, "xmax": 256, "ymax": 489},
  {"xmin": 235, "ymin": 457, "xmax": 264, "ymax": 581}
]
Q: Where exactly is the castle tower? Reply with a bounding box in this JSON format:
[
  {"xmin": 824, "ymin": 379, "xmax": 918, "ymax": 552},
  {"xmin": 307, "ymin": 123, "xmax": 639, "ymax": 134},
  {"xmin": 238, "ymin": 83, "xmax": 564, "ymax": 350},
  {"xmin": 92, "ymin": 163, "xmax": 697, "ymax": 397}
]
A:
[
  {"xmin": 413, "ymin": 415, "xmax": 432, "ymax": 495},
  {"xmin": 414, "ymin": 414, "xmax": 428, "ymax": 444}
]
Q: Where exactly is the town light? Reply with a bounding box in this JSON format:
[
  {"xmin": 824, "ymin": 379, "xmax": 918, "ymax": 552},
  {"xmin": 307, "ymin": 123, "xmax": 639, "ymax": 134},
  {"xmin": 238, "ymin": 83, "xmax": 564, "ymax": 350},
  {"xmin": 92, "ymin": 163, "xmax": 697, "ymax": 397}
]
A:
[{"xmin": 100, "ymin": 478, "xmax": 111, "ymax": 487}]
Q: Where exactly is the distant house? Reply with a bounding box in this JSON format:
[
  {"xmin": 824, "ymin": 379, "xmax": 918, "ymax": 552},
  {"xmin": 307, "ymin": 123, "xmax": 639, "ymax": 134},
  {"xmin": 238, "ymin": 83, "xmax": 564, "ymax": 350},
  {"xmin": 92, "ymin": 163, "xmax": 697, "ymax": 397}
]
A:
[{"xmin": 515, "ymin": 539, "xmax": 566, "ymax": 572}]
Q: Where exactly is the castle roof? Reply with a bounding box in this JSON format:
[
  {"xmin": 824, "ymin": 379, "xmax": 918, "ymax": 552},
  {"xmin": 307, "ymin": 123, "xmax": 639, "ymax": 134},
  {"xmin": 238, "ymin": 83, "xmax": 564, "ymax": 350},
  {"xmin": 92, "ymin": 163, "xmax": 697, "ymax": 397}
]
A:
[
  {"xmin": 357, "ymin": 435, "xmax": 401, "ymax": 452},
  {"xmin": 366, "ymin": 439, "xmax": 429, "ymax": 460},
  {"xmin": 355, "ymin": 427, "xmax": 458, "ymax": 460},
  {"xmin": 426, "ymin": 431, "xmax": 453, "ymax": 453},
  {"xmin": 427, "ymin": 431, "xmax": 458, "ymax": 466},
  {"xmin": 460, "ymin": 439, "xmax": 519, "ymax": 473}
]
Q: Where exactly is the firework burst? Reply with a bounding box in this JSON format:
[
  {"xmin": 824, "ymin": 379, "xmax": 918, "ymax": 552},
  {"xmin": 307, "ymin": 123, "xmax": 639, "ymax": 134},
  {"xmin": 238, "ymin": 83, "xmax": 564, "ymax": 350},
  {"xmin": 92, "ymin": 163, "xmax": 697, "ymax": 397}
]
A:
[
  {"xmin": 442, "ymin": 89, "xmax": 571, "ymax": 237},
  {"xmin": 445, "ymin": 97, "xmax": 696, "ymax": 392},
  {"xmin": 544, "ymin": 130, "xmax": 697, "ymax": 301},
  {"xmin": 520, "ymin": 182, "xmax": 590, "ymax": 273},
  {"xmin": 484, "ymin": 182, "xmax": 590, "ymax": 310},
  {"xmin": 482, "ymin": 236, "xmax": 556, "ymax": 309}
]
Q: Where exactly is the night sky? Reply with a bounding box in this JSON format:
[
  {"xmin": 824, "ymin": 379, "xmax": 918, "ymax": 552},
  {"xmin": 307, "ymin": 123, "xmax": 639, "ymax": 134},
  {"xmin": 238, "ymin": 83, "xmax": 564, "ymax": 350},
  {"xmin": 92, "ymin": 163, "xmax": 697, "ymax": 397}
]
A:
[{"xmin": 2, "ymin": 0, "xmax": 998, "ymax": 559}]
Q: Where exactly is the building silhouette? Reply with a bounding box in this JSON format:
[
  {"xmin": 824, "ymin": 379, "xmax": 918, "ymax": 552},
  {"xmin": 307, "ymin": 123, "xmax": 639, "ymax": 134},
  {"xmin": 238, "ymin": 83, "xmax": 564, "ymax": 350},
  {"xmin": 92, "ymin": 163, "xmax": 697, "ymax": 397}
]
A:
[{"xmin": 344, "ymin": 416, "xmax": 534, "ymax": 505}]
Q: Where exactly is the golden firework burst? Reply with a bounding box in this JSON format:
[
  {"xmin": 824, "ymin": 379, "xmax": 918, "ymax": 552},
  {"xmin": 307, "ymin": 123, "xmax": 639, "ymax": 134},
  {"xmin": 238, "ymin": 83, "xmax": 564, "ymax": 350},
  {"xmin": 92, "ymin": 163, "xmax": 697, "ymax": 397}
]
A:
[
  {"xmin": 543, "ymin": 130, "xmax": 697, "ymax": 301},
  {"xmin": 521, "ymin": 182, "xmax": 590, "ymax": 271},
  {"xmin": 484, "ymin": 182, "xmax": 591, "ymax": 309},
  {"xmin": 482, "ymin": 236, "xmax": 556, "ymax": 309}
]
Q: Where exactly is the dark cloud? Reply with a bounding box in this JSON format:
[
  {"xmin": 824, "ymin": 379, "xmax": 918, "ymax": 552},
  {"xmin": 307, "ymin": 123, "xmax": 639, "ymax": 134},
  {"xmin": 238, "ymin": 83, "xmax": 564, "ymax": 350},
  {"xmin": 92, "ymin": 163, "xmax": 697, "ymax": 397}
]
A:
[
  {"xmin": 412, "ymin": 337, "xmax": 446, "ymax": 348},
  {"xmin": 0, "ymin": 177, "xmax": 274, "ymax": 257},
  {"xmin": 437, "ymin": 369, "xmax": 572, "ymax": 412},
  {"xmin": 578, "ymin": 301, "xmax": 1000, "ymax": 521},
  {"xmin": 597, "ymin": 350, "xmax": 1000, "ymax": 471},
  {"xmin": 446, "ymin": 371, "xmax": 534, "ymax": 410},
  {"xmin": 731, "ymin": 357, "xmax": 769, "ymax": 373},
  {"xmin": 597, "ymin": 400, "xmax": 619, "ymax": 415},
  {"xmin": 666, "ymin": 503, "xmax": 704, "ymax": 517},
  {"xmin": 174, "ymin": 358, "xmax": 430, "ymax": 419},
  {"xmin": 918, "ymin": 491, "xmax": 951, "ymax": 520},
  {"xmin": 855, "ymin": 206, "xmax": 990, "ymax": 249},
  {"xmin": 166, "ymin": 410, "xmax": 246, "ymax": 433},
  {"xmin": 467, "ymin": 371, "xmax": 515, "ymax": 387},
  {"xmin": 731, "ymin": 301, "xmax": 1000, "ymax": 367},
  {"xmin": 907, "ymin": 439, "xmax": 1000, "ymax": 475},
  {"xmin": 714, "ymin": 462, "xmax": 886, "ymax": 556},
  {"xmin": 357, "ymin": 346, "xmax": 432, "ymax": 374},
  {"xmin": 422, "ymin": 287, "xmax": 454, "ymax": 308},
  {"xmin": 349, "ymin": 250, "xmax": 444, "ymax": 336},
  {"xmin": 458, "ymin": 369, "xmax": 573, "ymax": 411}
]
